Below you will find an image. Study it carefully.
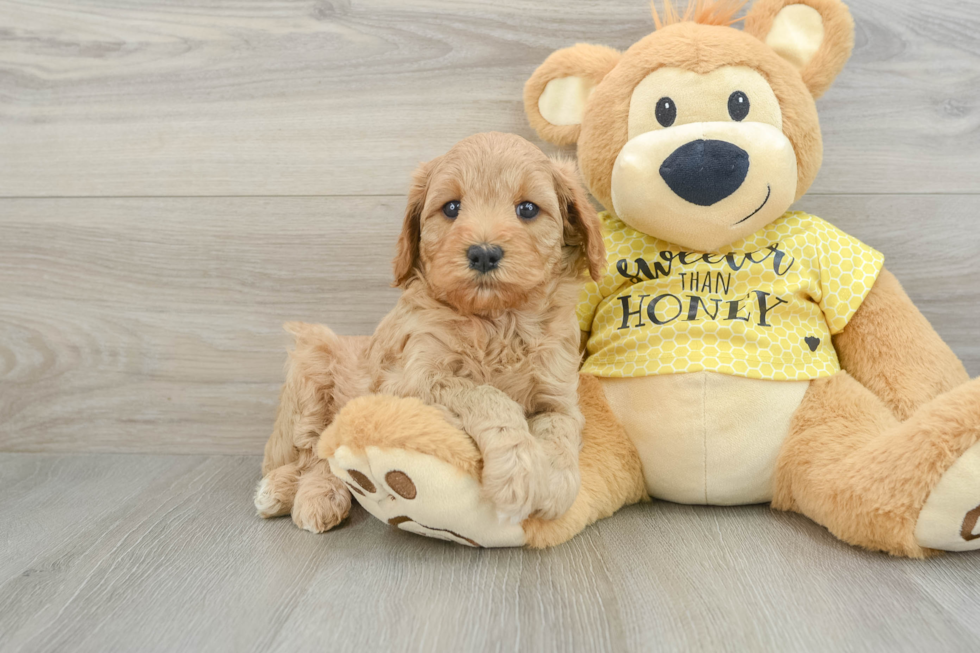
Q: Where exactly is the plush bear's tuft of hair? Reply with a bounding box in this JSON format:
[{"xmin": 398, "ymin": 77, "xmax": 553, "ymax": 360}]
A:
[{"xmin": 651, "ymin": 0, "xmax": 748, "ymax": 30}]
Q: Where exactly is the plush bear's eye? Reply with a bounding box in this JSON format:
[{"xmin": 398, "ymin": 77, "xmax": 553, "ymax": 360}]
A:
[
  {"xmin": 442, "ymin": 200, "xmax": 460, "ymax": 219},
  {"xmin": 655, "ymin": 97, "xmax": 676, "ymax": 128},
  {"xmin": 728, "ymin": 91, "xmax": 750, "ymax": 121},
  {"xmin": 516, "ymin": 201, "xmax": 539, "ymax": 220}
]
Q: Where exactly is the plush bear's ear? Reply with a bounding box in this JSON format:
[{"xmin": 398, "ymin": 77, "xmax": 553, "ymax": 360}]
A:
[
  {"xmin": 744, "ymin": 0, "xmax": 854, "ymax": 99},
  {"xmin": 524, "ymin": 44, "xmax": 621, "ymax": 146}
]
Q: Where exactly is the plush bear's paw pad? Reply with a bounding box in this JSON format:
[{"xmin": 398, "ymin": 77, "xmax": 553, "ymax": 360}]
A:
[
  {"xmin": 254, "ymin": 477, "xmax": 290, "ymax": 518},
  {"xmin": 916, "ymin": 440, "xmax": 980, "ymax": 552},
  {"xmin": 327, "ymin": 445, "xmax": 525, "ymax": 548}
]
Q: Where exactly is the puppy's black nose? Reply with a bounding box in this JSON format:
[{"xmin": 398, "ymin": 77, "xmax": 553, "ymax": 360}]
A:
[
  {"xmin": 467, "ymin": 244, "xmax": 504, "ymax": 274},
  {"xmin": 659, "ymin": 139, "xmax": 750, "ymax": 206}
]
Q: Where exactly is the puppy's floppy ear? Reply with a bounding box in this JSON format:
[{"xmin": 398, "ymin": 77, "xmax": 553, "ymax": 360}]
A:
[
  {"xmin": 744, "ymin": 0, "xmax": 854, "ymax": 99},
  {"xmin": 524, "ymin": 44, "xmax": 621, "ymax": 146},
  {"xmin": 392, "ymin": 160, "xmax": 434, "ymax": 287},
  {"xmin": 551, "ymin": 158, "xmax": 605, "ymax": 282}
]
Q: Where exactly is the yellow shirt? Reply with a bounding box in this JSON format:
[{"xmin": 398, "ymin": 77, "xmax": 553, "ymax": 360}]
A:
[{"xmin": 578, "ymin": 211, "xmax": 884, "ymax": 381}]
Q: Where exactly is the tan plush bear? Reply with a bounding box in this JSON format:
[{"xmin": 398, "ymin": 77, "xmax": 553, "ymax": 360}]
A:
[
  {"xmin": 518, "ymin": 0, "xmax": 980, "ymax": 556},
  {"xmin": 264, "ymin": 0, "xmax": 980, "ymax": 555}
]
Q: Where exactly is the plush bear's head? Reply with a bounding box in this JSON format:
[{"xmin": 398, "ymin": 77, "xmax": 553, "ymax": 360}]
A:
[{"xmin": 524, "ymin": 0, "xmax": 854, "ymax": 252}]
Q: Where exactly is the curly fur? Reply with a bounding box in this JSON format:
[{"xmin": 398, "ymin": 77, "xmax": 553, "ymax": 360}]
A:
[{"xmin": 256, "ymin": 132, "xmax": 605, "ymax": 530}]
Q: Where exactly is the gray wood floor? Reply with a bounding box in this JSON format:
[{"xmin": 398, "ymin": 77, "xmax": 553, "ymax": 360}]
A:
[
  {"xmin": 2, "ymin": 1, "xmax": 979, "ymax": 651},
  {"xmin": 1, "ymin": 453, "xmax": 978, "ymax": 653}
]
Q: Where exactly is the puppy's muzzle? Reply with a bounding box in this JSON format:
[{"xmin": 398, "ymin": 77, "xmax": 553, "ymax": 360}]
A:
[{"xmin": 467, "ymin": 243, "xmax": 504, "ymax": 274}]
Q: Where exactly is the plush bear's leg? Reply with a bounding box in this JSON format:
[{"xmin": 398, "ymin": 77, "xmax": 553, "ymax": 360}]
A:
[
  {"xmin": 321, "ymin": 374, "xmax": 647, "ymax": 548},
  {"xmin": 255, "ymin": 322, "xmax": 369, "ymax": 523},
  {"xmin": 773, "ymin": 372, "xmax": 980, "ymax": 557},
  {"xmin": 320, "ymin": 394, "xmax": 520, "ymax": 547},
  {"xmin": 522, "ymin": 374, "xmax": 648, "ymax": 548}
]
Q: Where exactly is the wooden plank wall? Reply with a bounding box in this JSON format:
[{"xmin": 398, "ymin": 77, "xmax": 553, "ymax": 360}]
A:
[{"xmin": 1, "ymin": 0, "xmax": 978, "ymax": 453}]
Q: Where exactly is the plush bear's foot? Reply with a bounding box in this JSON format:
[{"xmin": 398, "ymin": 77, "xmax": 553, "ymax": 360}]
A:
[
  {"xmin": 316, "ymin": 377, "xmax": 648, "ymax": 548},
  {"xmin": 774, "ymin": 374, "xmax": 980, "ymax": 557},
  {"xmin": 319, "ymin": 395, "xmax": 526, "ymax": 548},
  {"xmin": 329, "ymin": 445, "xmax": 524, "ymax": 547},
  {"xmin": 915, "ymin": 440, "xmax": 980, "ymax": 552}
]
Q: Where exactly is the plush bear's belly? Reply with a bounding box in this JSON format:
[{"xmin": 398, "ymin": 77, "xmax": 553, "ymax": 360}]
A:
[{"xmin": 598, "ymin": 372, "xmax": 810, "ymax": 505}]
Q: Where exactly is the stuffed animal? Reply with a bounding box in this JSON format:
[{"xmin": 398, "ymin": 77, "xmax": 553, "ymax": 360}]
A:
[{"xmin": 320, "ymin": 0, "xmax": 980, "ymax": 555}]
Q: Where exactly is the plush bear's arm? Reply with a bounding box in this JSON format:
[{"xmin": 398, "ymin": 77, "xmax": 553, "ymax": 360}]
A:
[{"xmin": 832, "ymin": 267, "xmax": 969, "ymax": 420}]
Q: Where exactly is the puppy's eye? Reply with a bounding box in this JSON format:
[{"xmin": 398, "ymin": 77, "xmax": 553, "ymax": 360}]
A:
[
  {"xmin": 655, "ymin": 97, "xmax": 676, "ymax": 128},
  {"xmin": 516, "ymin": 201, "xmax": 539, "ymax": 220},
  {"xmin": 442, "ymin": 200, "xmax": 460, "ymax": 219},
  {"xmin": 728, "ymin": 91, "xmax": 750, "ymax": 121}
]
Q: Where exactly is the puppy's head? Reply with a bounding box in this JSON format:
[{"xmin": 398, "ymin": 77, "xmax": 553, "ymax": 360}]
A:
[{"xmin": 393, "ymin": 132, "xmax": 604, "ymax": 315}]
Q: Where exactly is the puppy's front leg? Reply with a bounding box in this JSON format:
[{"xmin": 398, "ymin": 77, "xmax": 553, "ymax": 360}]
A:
[
  {"xmin": 292, "ymin": 458, "xmax": 352, "ymax": 533},
  {"xmin": 527, "ymin": 410, "xmax": 583, "ymax": 520},
  {"xmin": 428, "ymin": 381, "xmax": 550, "ymax": 523}
]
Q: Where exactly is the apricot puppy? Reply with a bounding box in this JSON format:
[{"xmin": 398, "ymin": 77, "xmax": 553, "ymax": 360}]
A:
[{"xmin": 256, "ymin": 132, "xmax": 605, "ymax": 530}]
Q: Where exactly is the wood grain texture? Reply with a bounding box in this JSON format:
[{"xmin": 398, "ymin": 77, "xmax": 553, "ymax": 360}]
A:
[
  {"xmin": 0, "ymin": 196, "xmax": 403, "ymax": 454},
  {"xmin": 0, "ymin": 453, "xmax": 978, "ymax": 653},
  {"xmin": 1, "ymin": 0, "xmax": 978, "ymax": 197},
  {"xmin": 1, "ymin": 194, "xmax": 978, "ymax": 454}
]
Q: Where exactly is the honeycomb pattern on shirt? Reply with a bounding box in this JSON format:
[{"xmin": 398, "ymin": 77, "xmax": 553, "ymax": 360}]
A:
[{"xmin": 578, "ymin": 211, "xmax": 884, "ymax": 381}]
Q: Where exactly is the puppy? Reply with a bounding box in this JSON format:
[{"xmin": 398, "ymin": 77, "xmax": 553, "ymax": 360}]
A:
[{"xmin": 256, "ymin": 132, "xmax": 605, "ymax": 532}]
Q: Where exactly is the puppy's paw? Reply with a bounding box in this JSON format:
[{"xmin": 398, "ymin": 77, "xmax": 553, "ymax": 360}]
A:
[
  {"xmin": 480, "ymin": 434, "xmax": 547, "ymax": 523},
  {"xmin": 254, "ymin": 464, "xmax": 299, "ymax": 518},
  {"xmin": 533, "ymin": 464, "xmax": 580, "ymax": 521},
  {"xmin": 291, "ymin": 473, "xmax": 351, "ymax": 534},
  {"xmin": 254, "ymin": 478, "xmax": 287, "ymax": 518}
]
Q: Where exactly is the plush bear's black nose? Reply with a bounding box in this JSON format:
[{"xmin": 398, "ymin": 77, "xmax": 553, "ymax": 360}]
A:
[
  {"xmin": 659, "ymin": 139, "xmax": 750, "ymax": 206},
  {"xmin": 467, "ymin": 243, "xmax": 504, "ymax": 273}
]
